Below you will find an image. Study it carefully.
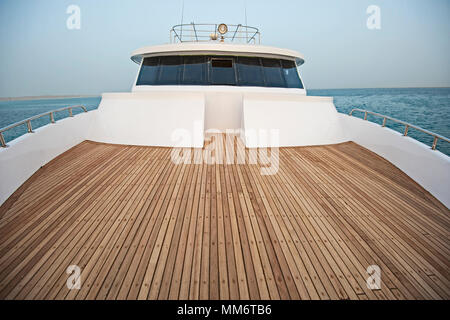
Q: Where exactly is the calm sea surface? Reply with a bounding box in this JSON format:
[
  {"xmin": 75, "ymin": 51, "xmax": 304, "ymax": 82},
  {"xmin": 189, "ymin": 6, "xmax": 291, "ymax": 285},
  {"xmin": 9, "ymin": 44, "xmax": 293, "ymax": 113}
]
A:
[
  {"xmin": 0, "ymin": 97, "xmax": 101, "ymax": 145},
  {"xmin": 0, "ymin": 88, "xmax": 449, "ymax": 155},
  {"xmin": 309, "ymin": 88, "xmax": 450, "ymax": 155}
]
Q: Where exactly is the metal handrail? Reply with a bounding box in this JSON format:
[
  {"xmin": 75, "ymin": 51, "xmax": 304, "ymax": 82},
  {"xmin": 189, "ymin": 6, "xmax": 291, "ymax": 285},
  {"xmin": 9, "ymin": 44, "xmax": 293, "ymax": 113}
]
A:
[
  {"xmin": 349, "ymin": 108, "xmax": 450, "ymax": 150},
  {"xmin": 170, "ymin": 23, "xmax": 261, "ymax": 44},
  {"xmin": 0, "ymin": 105, "xmax": 88, "ymax": 148}
]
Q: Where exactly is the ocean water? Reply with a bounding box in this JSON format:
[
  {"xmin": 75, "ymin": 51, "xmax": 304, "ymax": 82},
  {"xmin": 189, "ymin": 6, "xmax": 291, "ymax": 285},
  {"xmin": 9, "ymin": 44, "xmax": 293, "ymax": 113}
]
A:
[
  {"xmin": 0, "ymin": 97, "xmax": 101, "ymax": 145},
  {"xmin": 310, "ymin": 88, "xmax": 450, "ymax": 156},
  {"xmin": 0, "ymin": 88, "xmax": 449, "ymax": 155}
]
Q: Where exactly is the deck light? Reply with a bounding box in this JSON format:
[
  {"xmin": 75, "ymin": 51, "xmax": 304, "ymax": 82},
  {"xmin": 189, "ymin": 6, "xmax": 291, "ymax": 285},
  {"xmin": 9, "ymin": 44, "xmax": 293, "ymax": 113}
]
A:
[{"xmin": 218, "ymin": 23, "xmax": 228, "ymax": 35}]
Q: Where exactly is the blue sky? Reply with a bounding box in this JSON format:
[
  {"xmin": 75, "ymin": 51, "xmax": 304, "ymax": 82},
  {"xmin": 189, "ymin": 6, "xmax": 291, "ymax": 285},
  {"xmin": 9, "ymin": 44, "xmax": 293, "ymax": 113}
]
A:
[{"xmin": 0, "ymin": 0, "xmax": 449, "ymax": 97}]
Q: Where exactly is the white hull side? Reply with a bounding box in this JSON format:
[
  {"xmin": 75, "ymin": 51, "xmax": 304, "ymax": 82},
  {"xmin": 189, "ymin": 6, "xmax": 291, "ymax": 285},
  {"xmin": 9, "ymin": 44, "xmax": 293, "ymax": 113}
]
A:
[
  {"xmin": 0, "ymin": 111, "xmax": 96, "ymax": 206},
  {"xmin": 340, "ymin": 114, "xmax": 450, "ymax": 208}
]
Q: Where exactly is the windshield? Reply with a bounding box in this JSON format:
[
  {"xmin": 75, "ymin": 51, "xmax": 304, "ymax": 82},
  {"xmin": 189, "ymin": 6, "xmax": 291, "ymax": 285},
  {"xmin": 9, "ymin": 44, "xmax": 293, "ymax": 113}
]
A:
[{"xmin": 136, "ymin": 55, "xmax": 303, "ymax": 89}]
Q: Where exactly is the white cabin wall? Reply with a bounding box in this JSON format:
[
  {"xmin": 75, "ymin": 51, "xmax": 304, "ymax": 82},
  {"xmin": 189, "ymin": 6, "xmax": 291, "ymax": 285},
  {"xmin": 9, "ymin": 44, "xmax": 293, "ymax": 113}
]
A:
[
  {"xmin": 89, "ymin": 88, "xmax": 347, "ymax": 149},
  {"xmin": 87, "ymin": 92, "xmax": 205, "ymax": 148},
  {"xmin": 204, "ymin": 92, "xmax": 243, "ymax": 131},
  {"xmin": 242, "ymin": 94, "xmax": 349, "ymax": 148}
]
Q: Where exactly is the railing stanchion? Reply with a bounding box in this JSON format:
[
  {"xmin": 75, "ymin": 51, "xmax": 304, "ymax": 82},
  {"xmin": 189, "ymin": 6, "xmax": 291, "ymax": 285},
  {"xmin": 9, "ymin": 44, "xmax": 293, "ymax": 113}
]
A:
[
  {"xmin": 404, "ymin": 125, "xmax": 409, "ymax": 136},
  {"xmin": 0, "ymin": 132, "xmax": 6, "ymax": 148},
  {"xmin": 382, "ymin": 117, "xmax": 387, "ymax": 127},
  {"xmin": 432, "ymin": 137, "xmax": 438, "ymax": 150},
  {"xmin": 364, "ymin": 111, "xmax": 368, "ymax": 120},
  {"xmin": 69, "ymin": 108, "xmax": 73, "ymax": 117},
  {"xmin": 26, "ymin": 120, "xmax": 33, "ymax": 133},
  {"xmin": 50, "ymin": 112, "xmax": 55, "ymax": 123}
]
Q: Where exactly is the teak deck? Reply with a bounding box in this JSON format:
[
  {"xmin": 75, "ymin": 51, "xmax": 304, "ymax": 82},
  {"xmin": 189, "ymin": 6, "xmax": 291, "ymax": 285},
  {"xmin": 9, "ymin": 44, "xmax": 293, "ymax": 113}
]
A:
[{"xmin": 0, "ymin": 134, "xmax": 449, "ymax": 300}]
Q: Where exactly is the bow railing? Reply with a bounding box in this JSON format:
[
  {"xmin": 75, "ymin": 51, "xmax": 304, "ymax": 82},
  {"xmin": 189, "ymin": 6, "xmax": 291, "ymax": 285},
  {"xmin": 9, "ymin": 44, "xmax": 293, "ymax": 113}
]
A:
[
  {"xmin": 349, "ymin": 108, "xmax": 450, "ymax": 151},
  {"xmin": 0, "ymin": 105, "xmax": 88, "ymax": 148}
]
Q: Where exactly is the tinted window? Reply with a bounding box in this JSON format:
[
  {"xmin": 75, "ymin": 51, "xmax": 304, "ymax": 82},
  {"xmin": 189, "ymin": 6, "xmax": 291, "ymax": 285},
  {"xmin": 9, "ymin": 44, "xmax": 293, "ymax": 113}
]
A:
[
  {"xmin": 182, "ymin": 56, "xmax": 207, "ymax": 85},
  {"xmin": 136, "ymin": 57, "xmax": 159, "ymax": 85},
  {"xmin": 261, "ymin": 59, "xmax": 286, "ymax": 88},
  {"xmin": 210, "ymin": 58, "xmax": 236, "ymax": 85},
  {"xmin": 261, "ymin": 58, "xmax": 285, "ymax": 87},
  {"xmin": 135, "ymin": 55, "xmax": 304, "ymax": 89},
  {"xmin": 158, "ymin": 56, "xmax": 182, "ymax": 85},
  {"xmin": 281, "ymin": 60, "xmax": 304, "ymax": 88},
  {"xmin": 236, "ymin": 57, "xmax": 265, "ymax": 87}
]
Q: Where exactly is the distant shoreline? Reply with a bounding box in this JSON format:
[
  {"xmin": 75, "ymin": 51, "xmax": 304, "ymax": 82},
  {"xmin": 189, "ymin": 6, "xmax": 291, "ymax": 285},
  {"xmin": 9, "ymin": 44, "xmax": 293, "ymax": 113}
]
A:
[
  {"xmin": 0, "ymin": 95, "xmax": 100, "ymax": 102},
  {"xmin": 1, "ymin": 87, "xmax": 449, "ymax": 101},
  {"xmin": 308, "ymin": 86, "xmax": 450, "ymax": 91}
]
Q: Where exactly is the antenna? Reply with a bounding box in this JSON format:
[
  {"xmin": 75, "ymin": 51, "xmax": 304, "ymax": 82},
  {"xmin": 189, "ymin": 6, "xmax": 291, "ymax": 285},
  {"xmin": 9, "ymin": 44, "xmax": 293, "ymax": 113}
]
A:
[
  {"xmin": 180, "ymin": 0, "xmax": 185, "ymax": 41},
  {"xmin": 244, "ymin": 1, "xmax": 248, "ymax": 26},
  {"xmin": 244, "ymin": 0, "xmax": 248, "ymax": 42}
]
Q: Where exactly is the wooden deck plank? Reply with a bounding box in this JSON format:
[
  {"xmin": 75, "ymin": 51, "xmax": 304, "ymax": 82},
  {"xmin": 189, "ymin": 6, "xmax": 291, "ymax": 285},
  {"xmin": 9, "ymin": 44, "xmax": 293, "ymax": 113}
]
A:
[
  {"xmin": 28, "ymin": 146, "xmax": 144, "ymax": 299},
  {"xmin": 115, "ymin": 148, "xmax": 179, "ymax": 299},
  {"xmin": 101, "ymin": 148, "xmax": 171, "ymax": 299},
  {"xmin": 305, "ymin": 147, "xmax": 450, "ymax": 298},
  {"xmin": 1, "ymin": 146, "xmax": 138, "ymax": 298},
  {"xmin": 0, "ymin": 137, "xmax": 448, "ymax": 300},
  {"xmin": 177, "ymin": 152, "xmax": 203, "ymax": 299}
]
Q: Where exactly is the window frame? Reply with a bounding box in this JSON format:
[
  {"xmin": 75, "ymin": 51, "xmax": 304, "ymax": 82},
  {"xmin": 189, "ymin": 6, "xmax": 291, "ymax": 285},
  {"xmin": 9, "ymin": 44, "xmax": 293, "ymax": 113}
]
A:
[{"xmin": 209, "ymin": 57, "xmax": 237, "ymax": 86}]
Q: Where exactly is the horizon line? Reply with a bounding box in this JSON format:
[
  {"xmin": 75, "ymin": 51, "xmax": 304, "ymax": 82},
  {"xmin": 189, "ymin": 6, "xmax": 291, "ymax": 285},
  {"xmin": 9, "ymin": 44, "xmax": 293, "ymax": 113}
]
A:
[{"xmin": 1, "ymin": 86, "xmax": 450, "ymax": 101}]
